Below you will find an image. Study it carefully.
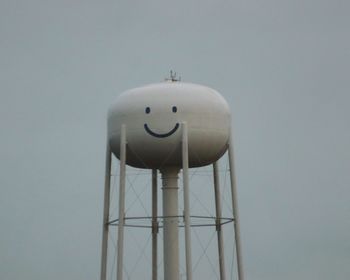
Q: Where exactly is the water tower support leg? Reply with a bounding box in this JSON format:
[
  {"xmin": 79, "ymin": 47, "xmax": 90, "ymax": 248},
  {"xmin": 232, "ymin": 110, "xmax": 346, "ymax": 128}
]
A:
[
  {"xmin": 100, "ymin": 142, "xmax": 112, "ymax": 280},
  {"xmin": 117, "ymin": 125, "xmax": 127, "ymax": 280},
  {"xmin": 228, "ymin": 137, "xmax": 245, "ymax": 280},
  {"xmin": 161, "ymin": 168, "xmax": 180, "ymax": 280},
  {"xmin": 152, "ymin": 169, "xmax": 158, "ymax": 280},
  {"xmin": 182, "ymin": 122, "xmax": 193, "ymax": 280},
  {"xmin": 213, "ymin": 162, "xmax": 226, "ymax": 280}
]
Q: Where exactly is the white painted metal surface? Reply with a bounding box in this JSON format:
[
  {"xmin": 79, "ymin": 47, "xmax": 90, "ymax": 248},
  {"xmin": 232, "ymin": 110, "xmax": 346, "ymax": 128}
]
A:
[
  {"xmin": 182, "ymin": 122, "xmax": 193, "ymax": 280},
  {"xmin": 160, "ymin": 168, "xmax": 180, "ymax": 280},
  {"xmin": 213, "ymin": 161, "xmax": 226, "ymax": 280},
  {"xmin": 228, "ymin": 136, "xmax": 245, "ymax": 280},
  {"xmin": 101, "ymin": 80, "xmax": 245, "ymax": 280},
  {"xmin": 116, "ymin": 125, "xmax": 127, "ymax": 280},
  {"xmin": 100, "ymin": 142, "xmax": 111, "ymax": 280},
  {"xmin": 151, "ymin": 169, "xmax": 158, "ymax": 280},
  {"xmin": 108, "ymin": 82, "xmax": 230, "ymax": 168}
]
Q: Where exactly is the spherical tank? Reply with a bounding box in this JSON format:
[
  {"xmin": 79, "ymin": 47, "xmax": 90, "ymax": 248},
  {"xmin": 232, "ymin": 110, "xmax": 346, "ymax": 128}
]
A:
[{"xmin": 108, "ymin": 82, "xmax": 231, "ymax": 169}]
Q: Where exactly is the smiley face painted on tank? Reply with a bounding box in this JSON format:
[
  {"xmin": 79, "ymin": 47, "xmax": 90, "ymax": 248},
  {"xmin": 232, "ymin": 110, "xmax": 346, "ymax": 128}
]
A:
[
  {"xmin": 144, "ymin": 105, "xmax": 179, "ymax": 138},
  {"xmin": 107, "ymin": 82, "xmax": 231, "ymax": 169}
]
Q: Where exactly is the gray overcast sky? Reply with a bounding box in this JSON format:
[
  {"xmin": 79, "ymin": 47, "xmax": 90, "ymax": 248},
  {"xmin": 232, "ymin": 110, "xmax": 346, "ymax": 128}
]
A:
[{"xmin": 1, "ymin": 0, "xmax": 349, "ymax": 279}]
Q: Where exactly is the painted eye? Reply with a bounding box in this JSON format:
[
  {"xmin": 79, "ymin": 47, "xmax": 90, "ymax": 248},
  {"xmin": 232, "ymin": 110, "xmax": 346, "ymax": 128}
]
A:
[
  {"xmin": 145, "ymin": 107, "xmax": 151, "ymax": 114},
  {"xmin": 172, "ymin": 106, "xmax": 177, "ymax": 113}
]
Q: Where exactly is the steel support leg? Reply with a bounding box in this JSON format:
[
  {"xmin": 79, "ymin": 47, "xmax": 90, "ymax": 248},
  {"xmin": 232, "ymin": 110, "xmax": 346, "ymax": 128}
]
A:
[
  {"xmin": 117, "ymin": 125, "xmax": 127, "ymax": 280},
  {"xmin": 100, "ymin": 142, "xmax": 112, "ymax": 280},
  {"xmin": 152, "ymin": 169, "xmax": 158, "ymax": 280},
  {"xmin": 161, "ymin": 168, "xmax": 180, "ymax": 280},
  {"xmin": 182, "ymin": 122, "xmax": 193, "ymax": 280},
  {"xmin": 213, "ymin": 162, "xmax": 226, "ymax": 280},
  {"xmin": 228, "ymin": 136, "xmax": 244, "ymax": 280}
]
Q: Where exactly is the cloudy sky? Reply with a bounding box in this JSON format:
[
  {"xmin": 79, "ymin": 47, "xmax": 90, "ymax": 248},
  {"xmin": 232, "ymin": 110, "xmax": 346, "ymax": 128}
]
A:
[{"xmin": 1, "ymin": 0, "xmax": 349, "ymax": 279}]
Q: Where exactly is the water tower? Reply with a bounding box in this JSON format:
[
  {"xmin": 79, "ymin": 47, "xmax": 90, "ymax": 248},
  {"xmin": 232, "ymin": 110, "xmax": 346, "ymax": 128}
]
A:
[{"xmin": 100, "ymin": 77, "xmax": 244, "ymax": 280}]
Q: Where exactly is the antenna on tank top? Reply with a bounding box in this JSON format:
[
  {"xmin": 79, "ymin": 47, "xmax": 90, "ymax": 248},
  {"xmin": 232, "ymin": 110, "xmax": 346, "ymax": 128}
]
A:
[{"xmin": 165, "ymin": 70, "xmax": 181, "ymax": 82}]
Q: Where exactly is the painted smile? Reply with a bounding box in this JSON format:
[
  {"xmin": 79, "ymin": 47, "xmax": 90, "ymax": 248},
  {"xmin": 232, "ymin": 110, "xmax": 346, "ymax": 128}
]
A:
[{"xmin": 144, "ymin": 123, "xmax": 179, "ymax": 138}]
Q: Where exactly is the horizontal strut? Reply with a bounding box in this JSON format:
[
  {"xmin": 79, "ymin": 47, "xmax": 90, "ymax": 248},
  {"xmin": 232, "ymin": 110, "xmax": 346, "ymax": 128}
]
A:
[{"xmin": 107, "ymin": 215, "xmax": 234, "ymax": 228}]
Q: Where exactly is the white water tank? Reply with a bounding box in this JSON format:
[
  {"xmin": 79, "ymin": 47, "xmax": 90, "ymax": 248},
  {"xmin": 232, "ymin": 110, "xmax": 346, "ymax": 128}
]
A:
[{"xmin": 108, "ymin": 82, "xmax": 231, "ymax": 169}]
